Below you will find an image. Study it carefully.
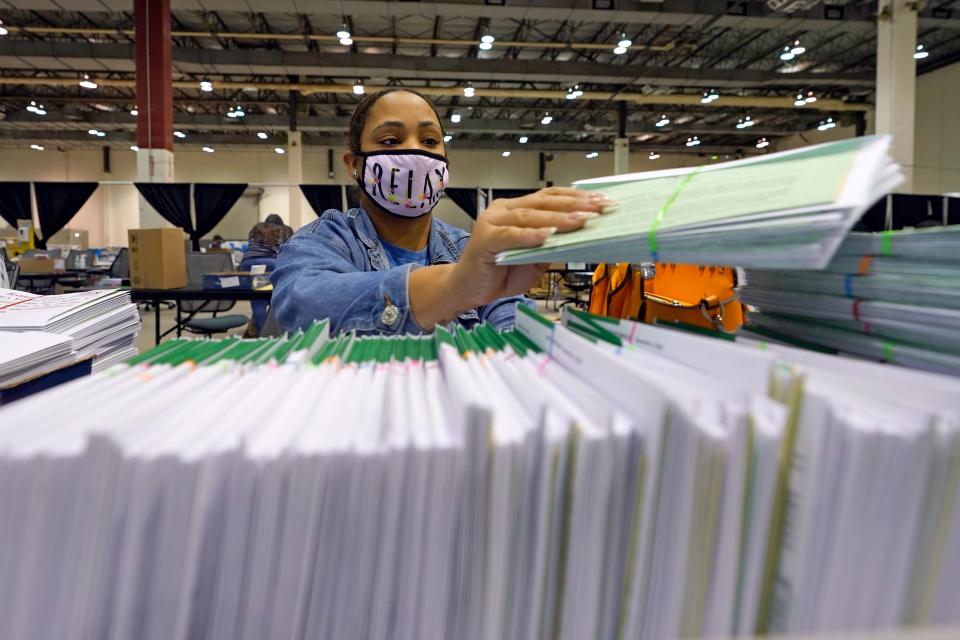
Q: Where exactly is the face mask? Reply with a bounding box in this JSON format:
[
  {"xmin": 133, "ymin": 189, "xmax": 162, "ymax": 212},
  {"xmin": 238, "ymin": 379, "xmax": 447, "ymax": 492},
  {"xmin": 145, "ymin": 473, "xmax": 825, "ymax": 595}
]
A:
[{"xmin": 356, "ymin": 149, "xmax": 450, "ymax": 218}]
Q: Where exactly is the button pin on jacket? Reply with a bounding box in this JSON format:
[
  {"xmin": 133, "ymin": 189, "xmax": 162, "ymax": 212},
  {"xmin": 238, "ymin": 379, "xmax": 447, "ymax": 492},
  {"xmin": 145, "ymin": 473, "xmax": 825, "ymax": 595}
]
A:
[{"xmin": 381, "ymin": 294, "xmax": 400, "ymax": 326}]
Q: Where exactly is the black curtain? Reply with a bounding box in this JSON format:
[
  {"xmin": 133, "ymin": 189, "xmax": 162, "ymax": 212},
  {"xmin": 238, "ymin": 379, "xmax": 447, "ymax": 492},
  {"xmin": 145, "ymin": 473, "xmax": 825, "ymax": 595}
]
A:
[
  {"xmin": 194, "ymin": 183, "xmax": 248, "ymax": 247},
  {"xmin": 135, "ymin": 182, "xmax": 194, "ymax": 236},
  {"xmin": 855, "ymin": 195, "xmax": 889, "ymax": 232},
  {"xmin": 891, "ymin": 193, "xmax": 944, "ymax": 229},
  {"xmin": 0, "ymin": 182, "xmax": 32, "ymax": 231},
  {"xmin": 34, "ymin": 182, "xmax": 98, "ymax": 248},
  {"xmin": 491, "ymin": 188, "xmax": 538, "ymax": 201},
  {"xmin": 300, "ymin": 185, "xmax": 344, "ymax": 217},
  {"xmin": 445, "ymin": 187, "xmax": 479, "ymax": 219},
  {"xmin": 948, "ymin": 196, "xmax": 959, "ymax": 226}
]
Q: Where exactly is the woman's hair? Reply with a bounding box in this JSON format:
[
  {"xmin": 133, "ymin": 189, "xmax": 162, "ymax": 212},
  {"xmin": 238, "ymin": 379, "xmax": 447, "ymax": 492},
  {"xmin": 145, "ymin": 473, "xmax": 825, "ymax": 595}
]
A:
[
  {"xmin": 346, "ymin": 88, "xmax": 445, "ymax": 154},
  {"xmin": 265, "ymin": 213, "xmax": 285, "ymax": 226}
]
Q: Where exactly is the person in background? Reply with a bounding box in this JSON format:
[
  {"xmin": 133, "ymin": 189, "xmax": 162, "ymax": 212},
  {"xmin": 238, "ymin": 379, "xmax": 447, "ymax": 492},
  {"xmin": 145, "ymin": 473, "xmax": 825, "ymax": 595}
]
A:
[
  {"xmin": 210, "ymin": 234, "xmax": 226, "ymax": 250},
  {"xmin": 271, "ymin": 88, "xmax": 611, "ymax": 335},
  {"xmin": 241, "ymin": 213, "xmax": 294, "ymax": 334}
]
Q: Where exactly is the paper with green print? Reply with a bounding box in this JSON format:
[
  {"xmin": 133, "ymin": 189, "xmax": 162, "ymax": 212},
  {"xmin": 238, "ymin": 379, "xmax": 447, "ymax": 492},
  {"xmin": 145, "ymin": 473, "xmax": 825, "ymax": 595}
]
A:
[{"xmin": 497, "ymin": 136, "xmax": 901, "ymax": 270}]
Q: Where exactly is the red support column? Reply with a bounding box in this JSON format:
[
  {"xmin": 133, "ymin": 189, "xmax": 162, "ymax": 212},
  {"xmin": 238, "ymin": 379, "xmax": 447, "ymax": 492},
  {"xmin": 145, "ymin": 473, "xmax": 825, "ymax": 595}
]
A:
[{"xmin": 134, "ymin": 0, "xmax": 173, "ymax": 152}]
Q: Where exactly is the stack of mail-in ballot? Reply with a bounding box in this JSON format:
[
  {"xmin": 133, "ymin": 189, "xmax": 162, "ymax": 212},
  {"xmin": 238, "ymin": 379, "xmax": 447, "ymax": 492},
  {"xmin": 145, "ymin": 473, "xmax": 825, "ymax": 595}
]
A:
[
  {"xmin": 739, "ymin": 224, "xmax": 960, "ymax": 376},
  {"xmin": 0, "ymin": 309, "xmax": 956, "ymax": 639}
]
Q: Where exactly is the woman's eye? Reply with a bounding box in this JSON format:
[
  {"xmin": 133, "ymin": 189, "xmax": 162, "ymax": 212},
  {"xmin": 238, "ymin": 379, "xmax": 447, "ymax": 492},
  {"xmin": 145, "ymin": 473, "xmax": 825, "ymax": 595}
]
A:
[
  {"xmin": 422, "ymin": 138, "xmax": 440, "ymax": 146},
  {"xmin": 379, "ymin": 137, "xmax": 400, "ymax": 146}
]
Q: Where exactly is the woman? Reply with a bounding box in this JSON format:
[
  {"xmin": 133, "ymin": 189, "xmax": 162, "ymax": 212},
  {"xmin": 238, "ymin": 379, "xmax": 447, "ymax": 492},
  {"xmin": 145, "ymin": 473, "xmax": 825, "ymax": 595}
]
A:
[
  {"xmin": 241, "ymin": 213, "xmax": 293, "ymax": 333},
  {"xmin": 271, "ymin": 88, "xmax": 613, "ymax": 335}
]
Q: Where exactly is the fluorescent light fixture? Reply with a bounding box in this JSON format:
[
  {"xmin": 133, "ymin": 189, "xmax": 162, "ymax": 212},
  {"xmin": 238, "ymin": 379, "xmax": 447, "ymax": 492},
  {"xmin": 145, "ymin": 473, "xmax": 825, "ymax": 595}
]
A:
[
  {"xmin": 130, "ymin": 109, "xmax": 138, "ymax": 116},
  {"xmin": 0, "ymin": 21, "xmax": 8, "ymax": 37},
  {"xmin": 502, "ymin": 151, "xmax": 511, "ymax": 157},
  {"xmin": 443, "ymin": 134, "xmax": 452, "ymax": 142},
  {"xmin": 791, "ymin": 40, "xmax": 805, "ymax": 55},
  {"xmin": 30, "ymin": 144, "xmax": 43, "ymax": 151},
  {"xmin": 613, "ymin": 46, "xmax": 628, "ymax": 55},
  {"xmin": 478, "ymin": 41, "xmax": 492, "ymax": 50},
  {"xmin": 518, "ymin": 136, "xmax": 528, "ymax": 143},
  {"xmin": 274, "ymin": 147, "xmax": 285, "ymax": 155},
  {"xmin": 451, "ymin": 113, "xmax": 461, "ymax": 123},
  {"xmin": 541, "ymin": 114, "xmax": 552, "ymax": 125},
  {"xmin": 736, "ymin": 116, "xmax": 754, "ymax": 129},
  {"xmin": 708, "ymin": 89, "xmax": 719, "ymax": 101},
  {"xmin": 817, "ymin": 117, "xmax": 837, "ymax": 132},
  {"xmin": 336, "ymin": 29, "xmax": 351, "ymax": 39},
  {"xmin": 566, "ymin": 89, "xmax": 576, "ymax": 100},
  {"xmin": 463, "ymin": 86, "xmax": 475, "ymax": 97},
  {"xmin": 805, "ymin": 91, "xmax": 818, "ymax": 103},
  {"xmin": 780, "ymin": 47, "xmax": 795, "ymax": 61},
  {"xmin": 756, "ymin": 138, "xmax": 769, "ymax": 149},
  {"xmin": 27, "ymin": 101, "xmax": 46, "ymax": 116},
  {"xmin": 340, "ymin": 37, "xmax": 353, "ymax": 46},
  {"xmin": 648, "ymin": 152, "xmax": 660, "ymax": 160},
  {"xmin": 794, "ymin": 93, "xmax": 806, "ymax": 107},
  {"xmin": 97, "ymin": 131, "xmax": 106, "ymax": 137},
  {"xmin": 35, "ymin": 107, "xmax": 46, "ymax": 115},
  {"xmin": 88, "ymin": 129, "xmax": 99, "ymax": 135},
  {"xmin": 79, "ymin": 74, "xmax": 98, "ymax": 90},
  {"xmin": 202, "ymin": 146, "xmax": 214, "ymax": 153},
  {"xmin": 480, "ymin": 34, "xmax": 495, "ymax": 44},
  {"xmin": 655, "ymin": 115, "xmax": 670, "ymax": 127},
  {"xmin": 353, "ymin": 83, "xmax": 365, "ymax": 95},
  {"xmin": 701, "ymin": 91, "xmax": 719, "ymax": 104},
  {"xmin": 257, "ymin": 132, "xmax": 268, "ymax": 140},
  {"xmin": 585, "ymin": 152, "xmax": 599, "ymax": 159},
  {"xmin": 130, "ymin": 145, "xmax": 139, "ymax": 151},
  {"xmin": 617, "ymin": 37, "xmax": 632, "ymax": 48},
  {"xmin": 914, "ymin": 44, "xmax": 929, "ymax": 60},
  {"xmin": 200, "ymin": 79, "xmax": 213, "ymax": 92},
  {"xmin": 174, "ymin": 131, "xmax": 186, "ymax": 139},
  {"xmin": 685, "ymin": 136, "xmax": 700, "ymax": 147}
]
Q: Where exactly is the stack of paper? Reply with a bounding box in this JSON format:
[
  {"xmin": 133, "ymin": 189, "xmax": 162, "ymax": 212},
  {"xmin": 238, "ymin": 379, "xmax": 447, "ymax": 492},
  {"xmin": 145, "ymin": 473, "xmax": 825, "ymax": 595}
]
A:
[
  {"xmin": 739, "ymin": 224, "xmax": 960, "ymax": 376},
  {"xmin": 0, "ymin": 331, "xmax": 75, "ymax": 387},
  {"xmin": 0, "ymin": 308, "xmax": 956, "ymax": 639},
  {"xmin": 0, "ymin": 289, "xmax": 140, "ymax": 371},
  {"xmin": 497, "ymin": 136, "xmax": 902, "ymax": 270}
]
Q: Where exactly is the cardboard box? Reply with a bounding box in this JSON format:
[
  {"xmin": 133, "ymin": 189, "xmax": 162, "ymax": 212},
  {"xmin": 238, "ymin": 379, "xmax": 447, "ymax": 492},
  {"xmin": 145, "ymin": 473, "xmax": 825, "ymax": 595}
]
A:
[
  {"xmin": 17, "ymin": 257, "xmax": 55, "ymax": 274},
  {"xmin": 128, "ymin": 228, "xmax": 187, "ymax": 290}
]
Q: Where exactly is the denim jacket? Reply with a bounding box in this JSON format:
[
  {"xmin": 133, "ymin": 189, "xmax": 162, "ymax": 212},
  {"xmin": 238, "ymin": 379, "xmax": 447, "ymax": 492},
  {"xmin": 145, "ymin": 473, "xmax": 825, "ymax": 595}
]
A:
[{"xmin": 270, "ymin": 207, "xmax": 529, "ymax": 335}]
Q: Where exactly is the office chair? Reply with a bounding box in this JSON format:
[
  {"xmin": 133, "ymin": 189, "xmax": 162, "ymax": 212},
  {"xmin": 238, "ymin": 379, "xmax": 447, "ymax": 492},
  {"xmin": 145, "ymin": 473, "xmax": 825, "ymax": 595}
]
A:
[
  {"xmin": 559, "ymin": 271, "xmax": 593, "ymax": 309},
  {"xmin": 182, "ymin": 252, "xmax": 249, "ymax": 338}
]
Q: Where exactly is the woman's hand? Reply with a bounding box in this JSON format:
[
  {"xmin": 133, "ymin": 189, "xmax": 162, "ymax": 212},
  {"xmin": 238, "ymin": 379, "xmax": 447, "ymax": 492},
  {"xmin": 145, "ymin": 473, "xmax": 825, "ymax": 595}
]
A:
[{"xmin": 445, "ymin": 187, "xmax": 614, "ymax": 310}]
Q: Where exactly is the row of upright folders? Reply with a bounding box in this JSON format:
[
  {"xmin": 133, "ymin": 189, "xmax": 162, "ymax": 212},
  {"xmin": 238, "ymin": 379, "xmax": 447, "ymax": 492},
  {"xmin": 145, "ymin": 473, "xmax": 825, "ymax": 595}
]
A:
[{"xmin": 0, "ymin": 306, "xmax": 957, "ymax": 640}]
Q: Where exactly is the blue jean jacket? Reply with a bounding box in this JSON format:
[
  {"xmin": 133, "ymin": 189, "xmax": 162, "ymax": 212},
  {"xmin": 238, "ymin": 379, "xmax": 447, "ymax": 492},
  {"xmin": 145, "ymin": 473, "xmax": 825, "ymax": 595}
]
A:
[{"xmin": 270, "ymin": 207, "xmax": 529, "ymax": 335}]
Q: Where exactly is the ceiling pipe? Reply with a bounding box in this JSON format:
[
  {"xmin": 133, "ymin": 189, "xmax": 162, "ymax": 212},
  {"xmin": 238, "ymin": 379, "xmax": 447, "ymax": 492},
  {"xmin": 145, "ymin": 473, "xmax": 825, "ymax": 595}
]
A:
[
  {"xmin": 16, "ymin": 26, "xmax": 680, "ymax": 52},
  {"xmin": 0, "ymin": 77, "xmax": 871, "ymax": 112}
]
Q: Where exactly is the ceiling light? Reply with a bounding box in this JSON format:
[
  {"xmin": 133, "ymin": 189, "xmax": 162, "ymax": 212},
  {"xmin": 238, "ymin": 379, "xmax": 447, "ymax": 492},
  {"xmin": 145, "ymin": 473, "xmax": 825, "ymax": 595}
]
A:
[
  {"xmin": 463, "ymin": 86, "xmax": 475, "ymax": 98},
  {"xmin": 736, "ymin": 116, "xmax": 755, "ymax": 129},
  {"xmin": 130, "ymin": 109, "xmax": 138, "ymax": 116},
  {"xmin": 88, "ymin": 129, "xmax": 99, "ymax": 136},
  {"xmin": 794, "ymin": 93, "xmax": 807, "ymax": 107},
  {"xmin": 274, "ymin": 147, "xmax": 285, "ymax": 155},
  {"xmin": 914, "ymin": 44, "xmax": 929, "ymax": 60},
  {"xmin": 648, "ymin": 152, "xmax": 660, "ymax": 160},
  {"xmin": 519, "ymin": 136, "xmax": 528, "ymax": 144},
  {"xmin": 481, "ymin": 34, "xmax": 495, "ymax": 44},
  {"xmin": 451, "ymin": 113, "xmax": 461, "ymax": 123},
  {"xmin": 817, "ymin": 117, "xmax": 837, "ymax": 132},
  {"xmin": 708, "ymin": 89, "xmax": 719, "ymax": 101},
  {"xmin": 566, "ymin": 88, "xmax": 576, "ymax": 100},
  {"xmin": 336, "ymin": 27, "xmax": 351, "ymax": 40},
  {"xmin": 585, "ymin": 152, "xmax": 599, "ymax": 159},
  {"xmin": 174, "ymin": 131, "xmax": 186, "ymax": 139},
  {"xmin": 686, "ymin": 136, "xmax": 701, "ymax": 147},
  {"xmin": 340, "ymin": 37, "xmax": 353, "ymax": 45},
  {"xmin": 502, "ymin": 151, "xmax": 511, "ymax": 157},
  {"xmin": 35, "ymin": 107, "xmax": 46, "ymax": 115},
  {"xmin": 805, "ymin": 91, "xmax": 817, "ymax": 103},
  {"xmin": 0, "ymin": 20, "xmax": 8, "ymax": 37},
  {"xmin": 700, "ymin": 90, "xmax": 719, "ymax": 104},
  {"xmin": 655, "ymin": 115, "xmax": 670, "ymax": 127},
  {"xmin": 257, "ymin": 132, "xmax": 268, "ymax": 140},
  {"xmin": 756, "ymin": 137, "xmax": 770, "ymax": 149},
  {"xmin": 130, "ymin": 145, "xmax": 139, "ymax": 152},
  {"xmin": 79, "ymin": 74, "xmax": 98, "ymax": 90},
  {"xmin": 200, "ymin": 79, "xmax": 213, "ymax": 92},
  {"xmin": 617, "ymin": 35, "xmax": 632, "ymax": 48},
  {"xmin": 780, "ymin": 47, "xmax": 795, "ymax": 61},
  {"xmin": 478, "ymin": 41, "xmax": 492, "ymax": 50},
  {"xmin": 30, "ymin": 144, "xmax": 43, "ymax": 151},
  {"xmin": 96, "ymin": 131, "xmax": 106, "ymax": 137},
  {"xmin": 791, "ymin": 40, "xmax": 805, "ymax": 55},
  {"xmin": 202, "ymin": 146, "xmax": 214, "ymax": 153},
  {"xmin": 443, "ymin": 134, "xmax": 453, "ymax": 142},
  {"xmin": 541, "ymin": 114, "xmax": 553, "ymax": 125},
  {"xmin": 353, "ymin": 83, "xmax": 365, "ymax": 95},
  {"xmin": 613, "ymin": 46, "xmax": 628, "ymax": 55},
  {"xmin": 27, "ymin": 101, "xmax": 46, "ymax": 116}
]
